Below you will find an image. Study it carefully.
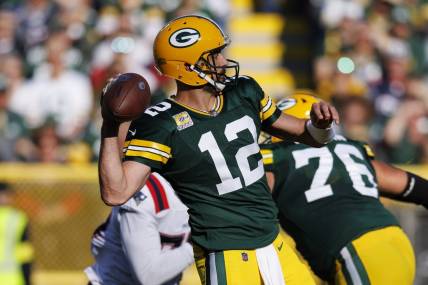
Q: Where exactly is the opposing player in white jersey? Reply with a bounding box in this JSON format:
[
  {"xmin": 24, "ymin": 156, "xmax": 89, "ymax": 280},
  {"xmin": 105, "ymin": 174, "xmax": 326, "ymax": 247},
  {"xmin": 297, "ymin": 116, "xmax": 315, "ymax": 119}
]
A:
[{"xmin": 84, "ymin": 172, "xmax": 193, "ymax": 285}]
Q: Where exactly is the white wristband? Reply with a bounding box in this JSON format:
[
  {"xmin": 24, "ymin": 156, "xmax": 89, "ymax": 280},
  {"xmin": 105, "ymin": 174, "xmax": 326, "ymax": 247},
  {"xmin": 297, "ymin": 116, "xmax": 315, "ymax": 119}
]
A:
[{"xmin": 305, "ymin": 120, "xmax": 335, "ymax": 144}]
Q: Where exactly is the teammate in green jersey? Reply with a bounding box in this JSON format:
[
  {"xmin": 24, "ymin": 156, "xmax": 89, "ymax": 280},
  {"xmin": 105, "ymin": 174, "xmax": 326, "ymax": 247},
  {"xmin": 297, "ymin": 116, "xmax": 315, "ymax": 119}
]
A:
[
  {"xmin": 99, "ymin": 15, "xmax": 339, "ymax": 285},
  {"xmin": 261, "ymin": 91, "xmax": 428, "ymax": 285}
]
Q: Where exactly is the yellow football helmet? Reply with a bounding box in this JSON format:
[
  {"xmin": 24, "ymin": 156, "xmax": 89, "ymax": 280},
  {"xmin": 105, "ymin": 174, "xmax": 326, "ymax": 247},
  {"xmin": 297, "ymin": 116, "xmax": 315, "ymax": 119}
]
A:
[
  {"xmin": 277, "ymin": 90, "xmax": 320, "ymax": 119},
  {"xmin": 271, "ymin": 90, "xmax": 320, "ymax": 142},
  {"xmin": 153, "ymin": 15, "xmax": 239, "ymax": 90}
]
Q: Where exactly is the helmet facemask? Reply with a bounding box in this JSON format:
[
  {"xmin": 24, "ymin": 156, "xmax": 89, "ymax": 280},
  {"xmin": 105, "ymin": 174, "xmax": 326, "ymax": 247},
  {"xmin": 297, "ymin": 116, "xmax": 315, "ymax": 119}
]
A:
[{"xmin": 188, "ymin": 44, "xmax": 239, "ymax": 91}]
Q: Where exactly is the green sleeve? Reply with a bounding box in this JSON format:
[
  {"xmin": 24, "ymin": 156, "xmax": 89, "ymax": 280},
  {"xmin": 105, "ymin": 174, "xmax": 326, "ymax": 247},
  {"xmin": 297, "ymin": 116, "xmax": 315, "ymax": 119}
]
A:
[{"xmin": 123, "ymin": 115, "xmax": 173, "ymax": 172}]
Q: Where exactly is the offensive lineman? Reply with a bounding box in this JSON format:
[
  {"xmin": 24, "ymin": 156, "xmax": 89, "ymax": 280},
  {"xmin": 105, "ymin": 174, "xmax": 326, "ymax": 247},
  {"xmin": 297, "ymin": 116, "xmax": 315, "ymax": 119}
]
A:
[
  {"xmin": 261, "ymin": 92, "xmax": 428, "ymax": 285},
  {"xmin": 99, "ymin": 15, "xmax": 339, "ymax": 284},
  {"xmin": 85, "ymin": 172, "xmax": 193, "ymax": 285}
]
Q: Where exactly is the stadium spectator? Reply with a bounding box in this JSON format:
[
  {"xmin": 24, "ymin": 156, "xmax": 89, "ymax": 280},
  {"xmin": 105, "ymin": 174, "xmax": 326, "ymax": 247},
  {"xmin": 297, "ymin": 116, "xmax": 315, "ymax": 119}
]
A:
[
  {"xmin": 351, "ymin": 23, "xmax": 383, "ymax": 86},
  {"xmin": 0, "ymin": 77, "xmax": 34, "ymax": 162},
  {"xmin": 53, "ymin": 0, "xmax": 98, "ymax": 72},
  {"xmin": 165, "ymin": 0, "xmax": 216, "ymax": 22},
  {"xmin": 370, "ymin": 53, "xmax": 410, "ymax": 122},
  {"xmin": 383, "ymin": 97, "xmax": 428, "ymax": 164},
  {"xmin": 336, "ymin": 95, "xmax": 374, "ymax": 142},
  {"xmin": 14, "ymin": 0, "xmax": 60, "ymax": 70},
  {"xmin": 0, "ymin": 182, "xmax": 34, "ymax": 285},
  {"xmin": 10, "ymin": 31, "xmax": 93, "ymax": 141},
  {"xmin": 32, "ymin": 122, "xmax": 65, "ymax": 163},
  {"xmin": 90, "ymin": 5, "xmax": 160, "ymax": 92},
  {"xmin": 0, "ymin": 10, "xmax": 17, "ymax": 56},
  {"xmin": 0, "ymin": 54, "xmax": 27, "ymax": 100}
]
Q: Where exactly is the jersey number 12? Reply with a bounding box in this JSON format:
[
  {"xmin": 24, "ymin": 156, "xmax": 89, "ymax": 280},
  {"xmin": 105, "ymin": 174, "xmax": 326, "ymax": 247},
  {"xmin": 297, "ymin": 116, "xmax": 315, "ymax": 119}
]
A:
[{"xmin": 198, "ymin": 116, "xmax": 264, "ymax": 195}]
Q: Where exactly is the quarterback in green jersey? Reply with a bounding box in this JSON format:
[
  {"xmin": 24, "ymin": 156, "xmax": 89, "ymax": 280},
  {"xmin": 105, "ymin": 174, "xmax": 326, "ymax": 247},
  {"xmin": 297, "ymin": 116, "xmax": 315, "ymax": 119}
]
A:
[
  {"xmin": 98, "ymin": 16, "xmax": 339, "ymax": 285},
  {"xmin": 261, "ymin": 91, "xmax": 428, "ymax": 285}
]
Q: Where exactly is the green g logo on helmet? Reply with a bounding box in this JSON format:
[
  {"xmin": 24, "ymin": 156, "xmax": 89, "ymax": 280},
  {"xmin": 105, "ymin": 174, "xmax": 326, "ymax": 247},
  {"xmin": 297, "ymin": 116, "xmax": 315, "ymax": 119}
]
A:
[{"xmin": 169, "ymin": 28, "xmax": 200, "ymax": 48}]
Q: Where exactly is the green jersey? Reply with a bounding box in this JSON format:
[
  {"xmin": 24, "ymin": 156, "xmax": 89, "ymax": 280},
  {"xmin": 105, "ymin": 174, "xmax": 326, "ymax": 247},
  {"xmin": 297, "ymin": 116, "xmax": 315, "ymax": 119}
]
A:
[
  {"xmin": 260, "ymin": 136, "xmax": 399, "ymax": 280},
  {"xmin": 124, "ymin": 77, "xmax": 281, "ymax": 250}
]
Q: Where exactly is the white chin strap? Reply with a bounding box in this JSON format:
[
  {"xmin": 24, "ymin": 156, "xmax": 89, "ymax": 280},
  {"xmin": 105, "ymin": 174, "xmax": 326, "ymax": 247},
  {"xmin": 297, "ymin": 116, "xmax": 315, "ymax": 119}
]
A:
[{"xmin": 189, "ymin": 64, "xmax": 226, "ymax": 91}]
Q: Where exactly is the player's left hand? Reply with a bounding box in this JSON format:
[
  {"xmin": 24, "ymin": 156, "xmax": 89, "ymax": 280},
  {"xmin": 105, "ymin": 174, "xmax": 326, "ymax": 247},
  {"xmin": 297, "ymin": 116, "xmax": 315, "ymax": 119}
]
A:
[{"xmin": 310, "ymin": 102, "xmax": 339, "ymax": 129}]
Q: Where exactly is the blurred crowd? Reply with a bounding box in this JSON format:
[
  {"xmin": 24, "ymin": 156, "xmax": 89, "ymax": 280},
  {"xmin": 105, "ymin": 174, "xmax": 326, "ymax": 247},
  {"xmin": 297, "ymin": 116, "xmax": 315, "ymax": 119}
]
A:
[
  {"xmin": 0, "ymin": 0, "xmax": 229, "ymax": 163},
  {"xmin": 1, "ymin": 0, "xmax": 428, "ymax": 165},
  {"xmin": 312, "ymin": 0, "xmax": 428, "ymax": 164}
]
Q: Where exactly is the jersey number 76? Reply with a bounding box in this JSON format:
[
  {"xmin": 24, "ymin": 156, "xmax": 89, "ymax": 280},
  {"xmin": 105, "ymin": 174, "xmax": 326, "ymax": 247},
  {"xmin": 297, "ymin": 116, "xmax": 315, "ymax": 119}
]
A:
[{"xmin": 292, "ymin": 144, "xmax": 378, "ymax": 203}]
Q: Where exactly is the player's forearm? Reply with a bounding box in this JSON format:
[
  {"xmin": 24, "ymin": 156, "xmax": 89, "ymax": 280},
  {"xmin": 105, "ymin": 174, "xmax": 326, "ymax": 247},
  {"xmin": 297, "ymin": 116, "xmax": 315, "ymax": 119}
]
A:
[
  {"xmin": 135, "ymin": 243, "xmax": 194, "ymax": 285},
  {"xmin": 99, "ymin": 121, "xmax": 151, "ymax": 205},
  {"xmin": 382, "ymin": 171, "xmax": 428, "ymax": 209},
  {"xmin": 373, "ymin": 160, "xmax": 428, "ymax": 208},
  {"xmin": 268, "ymin": 115, "xmax": 333, "ymax": 147},
  {"xmin": 99, "ymin": 136, "xmax": 129, "ymax": 206},
  {"xmin": 267, "ymin": 114, "xmax": 307, "ymax": 143}
]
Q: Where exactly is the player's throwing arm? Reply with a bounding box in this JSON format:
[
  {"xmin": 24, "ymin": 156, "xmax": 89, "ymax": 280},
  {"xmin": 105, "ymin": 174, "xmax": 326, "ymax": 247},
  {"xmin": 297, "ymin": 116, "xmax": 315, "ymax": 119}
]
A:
[{"xmin": 99, "ymin": 73, "xmax": 152, "ymax": 206}]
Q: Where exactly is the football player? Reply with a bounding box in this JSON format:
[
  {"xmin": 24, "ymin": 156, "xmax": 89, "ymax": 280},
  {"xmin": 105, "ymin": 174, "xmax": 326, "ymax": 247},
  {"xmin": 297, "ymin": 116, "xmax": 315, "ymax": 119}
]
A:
[
  {"xmin": 260, "ymin": 91, "xmax": 428, "ymax": 285},
  {"xmin": 99, "ymin": 15, "xmax": 339, "ymax": 284},
  {"xmin": 85, "ymin": 172, "xmax": 193, "ymax": 285}
]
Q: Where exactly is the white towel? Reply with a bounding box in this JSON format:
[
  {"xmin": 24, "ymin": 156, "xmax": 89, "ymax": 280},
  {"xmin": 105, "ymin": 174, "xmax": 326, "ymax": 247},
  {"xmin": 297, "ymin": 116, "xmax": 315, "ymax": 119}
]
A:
[{"xmin": 255, "ymin": 244, "xmax": 286, "ymax": 285}]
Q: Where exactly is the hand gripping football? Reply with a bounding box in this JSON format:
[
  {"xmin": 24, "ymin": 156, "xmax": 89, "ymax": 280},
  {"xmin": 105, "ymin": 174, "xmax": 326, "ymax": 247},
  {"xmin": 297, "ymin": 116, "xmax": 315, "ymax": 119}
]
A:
[{"xmin": 101, "ymin": 73, "xmax": 151, "ymax": 122}]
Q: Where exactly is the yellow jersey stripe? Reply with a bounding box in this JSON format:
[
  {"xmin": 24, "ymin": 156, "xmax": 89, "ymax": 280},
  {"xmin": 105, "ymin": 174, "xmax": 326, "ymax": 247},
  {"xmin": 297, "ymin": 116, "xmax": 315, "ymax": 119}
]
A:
[
  {"xmin": 261, "ymin": 97, "xmax": 272, "ymax": 113},
  {"xmin": 260, "ymin": 149, "xmax": 273, "ymax": 165},
  {"xmin": 129, "ymin": 139, "xmax": 171, "ymax": 154},
  {"xmin": 260, "ymin": 95, "xmax": 277, "ymax": 121},
  {"xmin": 125, "ymin": 150, "xmax": 169, "ymax": 164},
  {"xmin": 260, "ymin": 94, "xmax": 270, "ymax": 109},
  {"xmin": 127, "ymin": 145, "xmax": 170, "ymax": 159},
  {"xmin": 261, "ymin": 104, "xmax": 277, "ymax": 121}
]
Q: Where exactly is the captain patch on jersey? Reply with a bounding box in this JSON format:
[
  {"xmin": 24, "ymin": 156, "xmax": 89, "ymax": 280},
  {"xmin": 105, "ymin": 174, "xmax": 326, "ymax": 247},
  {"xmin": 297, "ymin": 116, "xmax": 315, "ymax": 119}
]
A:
[{"xmin": 173, "ymin": 111, "xmax": 194, "ymax": 131}]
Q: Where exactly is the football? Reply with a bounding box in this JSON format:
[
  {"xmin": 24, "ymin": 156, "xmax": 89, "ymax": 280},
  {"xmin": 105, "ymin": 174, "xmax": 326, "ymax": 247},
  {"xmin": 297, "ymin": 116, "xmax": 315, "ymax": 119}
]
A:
[{"xmin": 101, "ymin": 73, "xmax": 151, "ymax": 122}]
